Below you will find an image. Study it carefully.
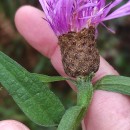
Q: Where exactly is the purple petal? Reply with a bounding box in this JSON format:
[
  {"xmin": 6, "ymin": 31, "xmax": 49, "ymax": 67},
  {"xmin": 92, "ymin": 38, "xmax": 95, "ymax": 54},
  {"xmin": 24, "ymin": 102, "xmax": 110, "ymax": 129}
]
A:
[
  {"xmin": 103, "ymin": 0, "xmax": 123, "ymax": 17},
  {"xmin": 39, "ymin": 0, "xmax": 130, "ymax": 35},
  {"xmin": 103, "ymin": 1, "xmax": 130, "ymax": 21}
]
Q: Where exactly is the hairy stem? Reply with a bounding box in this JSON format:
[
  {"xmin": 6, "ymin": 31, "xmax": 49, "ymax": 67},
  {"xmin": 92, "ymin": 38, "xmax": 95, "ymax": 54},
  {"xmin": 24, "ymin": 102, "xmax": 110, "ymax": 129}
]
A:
[{"xmin": 57, "ymin": 74, "xmax": 93, "ymax": 130}]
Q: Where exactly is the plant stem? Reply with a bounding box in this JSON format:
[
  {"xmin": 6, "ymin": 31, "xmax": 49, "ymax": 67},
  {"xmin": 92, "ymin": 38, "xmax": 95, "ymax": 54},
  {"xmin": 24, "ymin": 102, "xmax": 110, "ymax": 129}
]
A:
[{"xmin": 57, "ymin": 74, "xmax": 94, "ymax": 130}]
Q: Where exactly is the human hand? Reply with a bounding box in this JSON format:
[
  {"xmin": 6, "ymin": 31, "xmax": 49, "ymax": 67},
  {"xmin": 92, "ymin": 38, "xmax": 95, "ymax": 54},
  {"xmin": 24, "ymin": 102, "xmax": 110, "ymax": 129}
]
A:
[
  {"xmin": 0, "ymin": 120, "xmax": 29, "ymax": 130},
  {"xmin": 1, "ymin": 5, "xmax": 130, "ymax": 130}
]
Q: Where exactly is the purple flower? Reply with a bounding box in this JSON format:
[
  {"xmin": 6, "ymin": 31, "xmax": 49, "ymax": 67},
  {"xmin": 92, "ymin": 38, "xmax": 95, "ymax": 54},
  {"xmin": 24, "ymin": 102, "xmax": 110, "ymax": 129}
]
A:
[{"xmin": 39, "ymin": 0, "xmax": 130, "ymax": 36}]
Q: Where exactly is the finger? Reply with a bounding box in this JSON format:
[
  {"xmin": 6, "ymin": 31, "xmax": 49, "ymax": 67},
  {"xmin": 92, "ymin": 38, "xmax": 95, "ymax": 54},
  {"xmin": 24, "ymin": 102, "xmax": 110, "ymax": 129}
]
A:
[
  {"xmin": 83, "ymin": 91, "xmax": 130, "ymax": 130},
  {"xmin": 15, "ymin": 6, "xmax": 58, "ymax": 58},
  {"xmin": 15, "ymin": 5, "xmax": 118, "ymax": 81},
  {"xmin": 92, "ymin": 56, "xmax": 119, "ymax": 83},
  {"xmin": 83, "ymin": 67, "xmax": 130, "ymax": 130},
  {"xmin": 0, "ymin": 120, "xmax": 29, "ymax": 130},
  {"xmin": 50, "ymin": 46, "xmax": 119, "ymax": 81},
  {"xmin": 15, "ymin": 5, "xmax": 119, "ymax": 90}
]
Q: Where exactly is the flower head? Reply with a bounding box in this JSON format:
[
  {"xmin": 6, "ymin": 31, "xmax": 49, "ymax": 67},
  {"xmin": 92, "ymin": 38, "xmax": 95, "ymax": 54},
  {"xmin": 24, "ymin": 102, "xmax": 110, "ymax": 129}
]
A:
[{"xmin": 39, "ymin": 0, "xmax": 130, "ymax": 36}]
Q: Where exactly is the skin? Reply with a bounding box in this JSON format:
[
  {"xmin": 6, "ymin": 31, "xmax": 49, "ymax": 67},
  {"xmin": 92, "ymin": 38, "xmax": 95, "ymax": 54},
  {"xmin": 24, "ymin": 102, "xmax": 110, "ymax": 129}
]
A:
[{"xmin": 0, "ymin": 6, "xmax": 130, "ymax": 130}]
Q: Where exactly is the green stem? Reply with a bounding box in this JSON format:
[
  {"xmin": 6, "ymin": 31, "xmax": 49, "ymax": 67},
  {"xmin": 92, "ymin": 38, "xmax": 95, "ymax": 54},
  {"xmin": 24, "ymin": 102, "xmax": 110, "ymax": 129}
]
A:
[
  {"xmin": 57, "ymin": 74, "xmax": 94, "ymax": 130},
  {"xmin": 77, "ymin": 74, "xmax": 94, "ymax": 115}
]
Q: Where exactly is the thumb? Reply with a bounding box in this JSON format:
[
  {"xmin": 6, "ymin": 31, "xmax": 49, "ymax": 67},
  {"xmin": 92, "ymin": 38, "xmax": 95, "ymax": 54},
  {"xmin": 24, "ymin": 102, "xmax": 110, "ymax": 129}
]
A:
[
  {"xmin": 83, "ymin": 57, "xmax": 130, "ymax": 130},
  {"xmin": 0, "ymin": 120, "xmax": 29, "ymax": 130}
]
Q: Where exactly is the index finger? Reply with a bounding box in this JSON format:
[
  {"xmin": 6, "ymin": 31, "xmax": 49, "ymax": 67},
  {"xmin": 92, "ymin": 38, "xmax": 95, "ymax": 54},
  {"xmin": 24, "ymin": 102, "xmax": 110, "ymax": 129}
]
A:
[
  {"xmin": 15, "ymin": 6, "xmax": 58, "ymax": 58},
  {"xmin": 15, "ymin": 6, "xmax": 118, "ymax": 81}
]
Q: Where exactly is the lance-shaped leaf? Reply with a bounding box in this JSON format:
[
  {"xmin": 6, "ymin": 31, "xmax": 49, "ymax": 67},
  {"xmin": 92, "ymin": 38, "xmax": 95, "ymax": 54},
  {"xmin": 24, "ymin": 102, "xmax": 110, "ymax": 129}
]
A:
[
  {"xmin": 33, "ymin": 73, "xmax": 67, "ymax": 83},
  {"xmin": 95, "ymin": 75, "xmax": 130, "ymax": 95},
  {"xmin": 57, "ymin": 106, "xmax": 83, "ymax": 130},
  {"xmin": 0, "ymin": 51, "xmax": 65, "ymax": 126}
]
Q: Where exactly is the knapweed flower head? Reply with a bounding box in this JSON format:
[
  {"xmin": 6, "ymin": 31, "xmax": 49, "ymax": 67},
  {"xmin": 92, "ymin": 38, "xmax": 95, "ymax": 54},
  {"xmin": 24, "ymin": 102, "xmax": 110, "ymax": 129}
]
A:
[
  {"xmin": 39, "ymin": 0, "xmax": 130, "ymax": 77},
  {"xmin": 39, "ymin": 0, "xmax": 130, "ymax": 36}
]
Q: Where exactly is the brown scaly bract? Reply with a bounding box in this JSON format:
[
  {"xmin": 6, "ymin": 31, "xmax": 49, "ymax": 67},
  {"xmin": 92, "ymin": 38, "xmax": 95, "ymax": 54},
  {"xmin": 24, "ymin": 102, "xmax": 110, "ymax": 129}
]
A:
[{"xmin": 58, "ymin": 26, "xmax": 100, "ymax": 77}]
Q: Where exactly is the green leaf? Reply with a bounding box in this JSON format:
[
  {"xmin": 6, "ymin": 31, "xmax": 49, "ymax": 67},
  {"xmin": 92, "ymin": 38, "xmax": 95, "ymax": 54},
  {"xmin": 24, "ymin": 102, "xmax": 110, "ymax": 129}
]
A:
[
  {"xmin": 33, "ymin": 73, "xmax": 67, "ymax": 83},
  {"xmin": 57, "ymin": 106, "xmax": 84, "ymax": 130},
  {"xmin": 58, "ymin": 75, "xmax": 94, "ymax": 130},
  {"xmin": 0, "ymin": 51, "xmax": 65, "ymax": 126},
  {"xmin": 95, "ymin": 75, "xmax": 130, "ymax": 95}
]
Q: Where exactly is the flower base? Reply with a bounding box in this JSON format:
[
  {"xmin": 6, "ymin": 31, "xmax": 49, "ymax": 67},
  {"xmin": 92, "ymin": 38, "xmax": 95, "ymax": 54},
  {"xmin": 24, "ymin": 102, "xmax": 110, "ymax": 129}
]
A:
[{"xmin": 58, "ymin": 26, "xmax": 100, "ymax": 77}]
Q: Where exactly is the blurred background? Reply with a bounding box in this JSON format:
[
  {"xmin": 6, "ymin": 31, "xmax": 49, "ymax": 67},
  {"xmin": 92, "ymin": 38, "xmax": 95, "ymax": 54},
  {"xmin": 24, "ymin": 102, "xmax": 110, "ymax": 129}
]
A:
[{"xmin": 0, "ymin": 0, "xmax": 130, "ymax": 130}]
